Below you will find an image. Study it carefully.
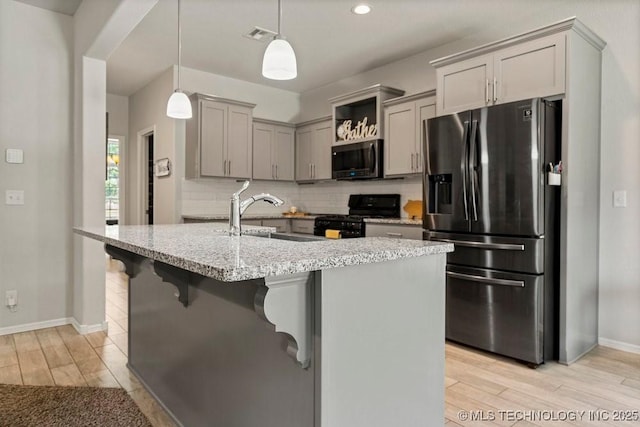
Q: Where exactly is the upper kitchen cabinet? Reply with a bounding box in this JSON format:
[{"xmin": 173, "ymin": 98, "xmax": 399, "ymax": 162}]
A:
[
  {"xmin": 295, "ymin": 117, "xmax": 332, "ymax": 182},
  {"xmin": 252, "ymin": 119, "xmax": 295, "ymax": 181},
  {"xmin": 433, "ymin": 30, "xmax": 566, "ymax": 115},
  {"xmin": 383, "ymin": 90, "xmax": 436, "ymax": 176},
  {"xmin": 329, "ymin": 85, "xmax": 404, "ymax": 145},
  {"xmin": 185, "ymin": 93, "xmax": 255, "ymax": 179}
]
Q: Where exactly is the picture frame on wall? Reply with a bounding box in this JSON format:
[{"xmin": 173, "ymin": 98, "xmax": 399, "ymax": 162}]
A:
[{"xmin": 154, "ymin": 158, "xmax": 171, "ymax": 177}]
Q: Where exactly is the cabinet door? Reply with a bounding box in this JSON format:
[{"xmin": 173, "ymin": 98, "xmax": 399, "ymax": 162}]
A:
[
  {"xmin": 262, "ymin": 219, "xmax": 290, "ymax": 233},
  {"xmin": 416, "ymin": 97, "xmax": 436, "ymax": 174},
  {"xmin": 436, "ymin": 54, "xmax": 493, "ymax": 116},
  {"xmin": 365, "ymin": 224, "xmax": 423, "ymax": 240},
  {"xmin": 227, "ymin": 105, "xmax": 253, "ymax": 178},
  {"xmin": 295, "ymin": 126, "xmax": 313, "ymax": 181},
  {"xmin": 384, "ymin": 102, "xmax": 416, "ymax": 176},
  {"xmin": 494, "ymin": 33, "xmax": 566, "ymax": 104},
  {"xmin": 311, "ymin": 120, "xmax": 332, "ymax": 180},
  {"xmin": 200, "ymin": 101, "xmax": 227, "ymax": 177},
  {"xmin": 290, "ymin": 219, "xmax": 314, "ymax": 234},
  {"xmin": 252, "ymin": 123, "xmax": 275, "ymax": 180},
  {"xmin": 274, "ymin": 126, "xmax": 295, "ymax": 181}
]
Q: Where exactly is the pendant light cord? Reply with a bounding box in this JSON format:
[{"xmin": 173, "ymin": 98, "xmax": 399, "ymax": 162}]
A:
[
  {"xmin": 278, "ymin": 0, "xmax": 282, "ymax": 36},
  {"xmin": 177, "ymin": 0, "xmax": 182, "ymax": 90}
]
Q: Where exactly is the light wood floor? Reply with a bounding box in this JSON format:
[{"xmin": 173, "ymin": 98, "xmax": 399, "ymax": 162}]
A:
[{"xmin": 1, "ymin": 258, "xmax": 639, "ymax": 427}]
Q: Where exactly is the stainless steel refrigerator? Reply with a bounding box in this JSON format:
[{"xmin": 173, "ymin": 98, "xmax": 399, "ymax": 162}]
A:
[{"xmin": 422, "ymin": 98, "xmax": 561, "ymax": 365}]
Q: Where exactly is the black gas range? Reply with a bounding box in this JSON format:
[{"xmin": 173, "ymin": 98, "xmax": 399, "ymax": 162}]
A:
[{"xmin": 313, "ymin": 194, "xmax": 400, "ymax": 238}]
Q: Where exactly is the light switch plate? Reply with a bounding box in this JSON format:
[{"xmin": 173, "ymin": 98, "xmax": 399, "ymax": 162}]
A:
[
  {"xmin": 613, "ymin": 190, "xmax": 627, "ymax": 208},
  {"xmin": 5, "ymin": 190, "xmax": 24, "ymax": 205},
  {"xmin": 6, "ymin": 149, "xmax": 24, "ymax": 164}
]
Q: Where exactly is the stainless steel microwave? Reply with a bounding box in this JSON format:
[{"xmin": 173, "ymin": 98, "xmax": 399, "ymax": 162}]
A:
[{"xmin": 332, "ymin": 139, "xmax": 383, "ymax": 180}]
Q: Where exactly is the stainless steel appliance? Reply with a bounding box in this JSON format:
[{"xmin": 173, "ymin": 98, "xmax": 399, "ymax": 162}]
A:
[
  {"xmin": 423, "ymin": 98, "xmax": 561, "ymax": 365},
  {"xmin": 332, "ymin": 140, "xmax": 383, "ymax": 179},
  {"xmin": 314, "ymin": 194, "xmax": 400, "ymax": 237}
]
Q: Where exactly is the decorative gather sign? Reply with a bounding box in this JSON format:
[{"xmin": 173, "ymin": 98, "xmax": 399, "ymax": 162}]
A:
[{"xmin": 337, "ymin": 117, "xmax": 378, "ymax": 141}]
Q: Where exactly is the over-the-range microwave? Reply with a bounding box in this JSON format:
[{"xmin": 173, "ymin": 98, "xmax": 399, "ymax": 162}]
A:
[{"xmin": 331, "ymin": 139, "xmax": 383, "ymax": 180}]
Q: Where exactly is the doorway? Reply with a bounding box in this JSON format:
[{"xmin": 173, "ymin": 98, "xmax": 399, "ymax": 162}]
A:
[
  {"xmin": 146, "ymin": 133, "xmax": 154, "ymax": 225},
  {"xmin": 136, "ymin": 127, "xmax": 156, "ymax": 225},
  {"xmin": 106, "ymin": 136, "xmax": 125, "ymax": 225}
]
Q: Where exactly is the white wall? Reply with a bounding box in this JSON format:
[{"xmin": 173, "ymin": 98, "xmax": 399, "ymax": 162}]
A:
[
  {"xmin": 107, "ymin": 93, "xmax": 129, "ymax": 137},
  {"xmin": 127, "ymin": 67, "xmax": 176, "ymax": 225},
  {"xmin": 0, "ymin": 1, "xmax": 73, "ymax": 331}
]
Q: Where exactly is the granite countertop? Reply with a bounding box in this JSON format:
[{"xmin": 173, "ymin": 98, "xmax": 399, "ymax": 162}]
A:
[
  {"xmin": 75, "ymin": 223, "xmax": 452, "ymax": 282},
  {"xmin": 182, "ymin": 214, "xmax": 318, "ymax": 221},
  {"xmin": 364, "ymin": 218, "xmax": 423, "ymax": 225}
]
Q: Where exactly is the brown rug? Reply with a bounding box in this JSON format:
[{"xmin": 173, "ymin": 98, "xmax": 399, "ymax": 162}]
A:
[{"xmin": 0, "ymin": 384, "xmax": 152, "ymax": 427}]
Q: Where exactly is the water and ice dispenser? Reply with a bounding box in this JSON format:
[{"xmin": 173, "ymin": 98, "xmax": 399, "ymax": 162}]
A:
[{"xmin": 427, "ymin": 173, "xmax": 452, "ymax": 214}]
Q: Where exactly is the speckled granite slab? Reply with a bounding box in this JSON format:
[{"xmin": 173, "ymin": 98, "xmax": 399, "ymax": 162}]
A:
[
  {"xmin": 182, "ymin": 214, "xmax": 318, "ymax": 221},
  {"xmin": 364, "ymin": 218, "xmax": 423, "ymax": 225},
  {"xmin": 74, "ymin": 223, "xmax": 453, "ymax": 282}
]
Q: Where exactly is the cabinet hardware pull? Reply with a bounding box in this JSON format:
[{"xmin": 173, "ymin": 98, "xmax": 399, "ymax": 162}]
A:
[
  {"xmin": 386, "ymin": 232, "xmax": 403, "ymax": 237},
  {"xmin": 309, "ymin": 163, "xmax": 312, "ymax": 179},
  {"xmin": 275, "ymin": 164, "xmax": 278, "ymax": 179},
  {"xmin": 224, "ymin": 160, "xmax": 227, "ymax": 176},
  {"xmin": 485, "ymin": 78, "xmax": 490, "ymax": 103},
  {"xmin": 411, "ymin": 153, "xmax": 414, "ymax": 171},
  {"xmin": 447, "ymin": 271, "xmax": 525, "ymax": 288},
  {"xmin": 311, "ymin": 164, "xmax": 314, "ymax": 179},
  {"xmin": 228, "ymin": 160, "xmax": 231, "ymax": 176},
  {"xmin": 493, "ymin": 77, "xmax": 497, "ymax": 102},
  {"xmin": 415, "ymin": 152, "xmax": 420, "ymax": 171}
]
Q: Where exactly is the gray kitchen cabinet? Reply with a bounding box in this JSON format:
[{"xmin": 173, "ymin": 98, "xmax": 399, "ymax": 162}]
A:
[
  {"xmin": 365, "ymin": 223, "xmax": 423, "ymax": 240},
  {"xmin": 383, "ymin": 91, "xmax": 436, "ymax": 176},
  {"xmin": 290, "ymin": 219, "xmax": 315, "ymax": 234},
  {"xmin": 253, "ymin": 119, "xmax": 295, "ymax": 181},
  {"xmin": 434, "ymin": 32, "xmax": 565, "ymax": 115},
  {"xmin": 295, "ymin": 117, "xmax": 332, "ymax": 181},
  {"xmin": 261, "ymin": 219, "xmax": 291, "ymax": 233},
  {"xmin": 186, "ymin": 93, "xmax": 255, "ymax": 179}
]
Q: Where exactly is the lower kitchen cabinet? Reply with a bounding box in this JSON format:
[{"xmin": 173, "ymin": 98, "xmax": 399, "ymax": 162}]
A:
[
  {"xmin": 290, "ymin": 219, "xmax": 315, "ymax": 234},
  {"xmin": 261, "ymin": 219, "xmax": 291, "ymax": 233},
  {"xmin": 365, "ymin": 223, "xmax": 423, "ymax": 240}
]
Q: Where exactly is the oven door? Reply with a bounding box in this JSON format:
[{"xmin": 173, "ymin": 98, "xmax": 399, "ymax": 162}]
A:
[{"xmin": 332, "ymin": 140, "xmax": 382, "ymax": 179}]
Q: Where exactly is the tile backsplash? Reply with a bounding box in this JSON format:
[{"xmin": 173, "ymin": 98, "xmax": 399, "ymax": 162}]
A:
[{"xmin": 181, "ymin": 176, "xmax": 423, "ymax": 217}]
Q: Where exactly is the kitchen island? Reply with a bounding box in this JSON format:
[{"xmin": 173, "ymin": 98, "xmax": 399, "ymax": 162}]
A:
[{"xmin": 75, "ymin": 223, "xmax": 453, "ymax": 427}]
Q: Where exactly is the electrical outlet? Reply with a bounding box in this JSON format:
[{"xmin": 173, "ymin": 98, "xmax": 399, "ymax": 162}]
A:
[
  {"xmin": 5, "ymin": 190, "xmax": 24, "ymax": 205},
  {"xmin": 613, "ymin": 190, "xmax": 627, "ymax": 208},
  {"xmin": 5, "ymin": 290, "xmax": 18, "ymax": 308}
]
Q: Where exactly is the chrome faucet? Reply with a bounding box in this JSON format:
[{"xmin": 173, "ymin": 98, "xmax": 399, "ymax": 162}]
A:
[{"xmin": 229, "ymin": 181, "xmax": 284, "ymax": 236}]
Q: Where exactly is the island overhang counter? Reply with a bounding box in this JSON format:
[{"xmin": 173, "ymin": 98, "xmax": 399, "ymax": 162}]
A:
[{"xmin": 75, "ymin": 223, "xmax": 453, "ymax": 427}]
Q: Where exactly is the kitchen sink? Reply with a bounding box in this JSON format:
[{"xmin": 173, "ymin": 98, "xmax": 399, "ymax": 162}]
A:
[{"xmin": 255, "ymin": 232, "xmax": 325, "ymax": 242}]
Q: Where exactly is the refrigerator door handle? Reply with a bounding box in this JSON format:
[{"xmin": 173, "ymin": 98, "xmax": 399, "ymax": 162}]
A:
[
  {"xmin": 469, "ymin": 120, "xmax": 479, "ymax": 221},
  {"xmin": 432, "ymin": 238, "xmax": 525, "ymax": 251},
  {"xmin": 461, "ymin": 121, "xmax": 470, "ymax": 221},
  {"xmin": 447, "ymin": 271, "xmax": 525, "ymax": 288}
]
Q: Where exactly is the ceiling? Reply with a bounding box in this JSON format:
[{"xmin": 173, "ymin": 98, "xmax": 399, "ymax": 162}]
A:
[
  {"xmin": 16, "ymin": 0, "xmax": 81, "ymax": 16},
  {"xmin": 105, "ymin": 0, "xmax": 564, "ymax": 96},
  {"xmin": 15, "ymin": 0, "xmax": 578, "ymax": 96}
]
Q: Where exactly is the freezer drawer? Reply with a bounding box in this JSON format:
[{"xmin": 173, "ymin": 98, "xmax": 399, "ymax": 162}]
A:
[
  {"xmin": 428, "ymin": 231, "xmax": 544, "ymax": 274},
  {"xmin": 445, "ymin": 265, "xmax": 544, "ymax": 364}
]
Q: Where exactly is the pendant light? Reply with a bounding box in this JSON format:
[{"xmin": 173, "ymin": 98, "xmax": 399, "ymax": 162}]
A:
[
  {"xmin": 166, "ymin": 0, "xmax": 192, "ymax": 119},
  {"xmin": 262, "ymin": 0, "xmax": 297, "ymax": 80}
]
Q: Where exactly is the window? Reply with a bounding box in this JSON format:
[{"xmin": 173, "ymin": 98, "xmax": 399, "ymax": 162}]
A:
[{"xmin": 106, "ymin": 138, "xmax": 120, "ymax": 224}]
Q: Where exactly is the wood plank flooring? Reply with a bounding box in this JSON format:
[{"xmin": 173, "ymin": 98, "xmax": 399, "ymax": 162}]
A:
[{"xmin": 1, "ymin": 257, "xmax": 639, "ymax": 427}]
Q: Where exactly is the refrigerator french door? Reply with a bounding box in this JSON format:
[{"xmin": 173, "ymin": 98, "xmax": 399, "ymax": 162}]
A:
[{"xmin": 423, "ymin": 98, "xmax": 559, "ymax": 365}]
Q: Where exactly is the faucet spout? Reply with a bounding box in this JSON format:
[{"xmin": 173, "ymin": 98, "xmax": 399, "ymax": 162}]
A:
[{"xmin": 229, "ymin": 181, "xmax": 284, "ymax": 236}]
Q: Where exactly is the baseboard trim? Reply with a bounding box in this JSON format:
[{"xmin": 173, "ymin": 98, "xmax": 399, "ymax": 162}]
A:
[
  {"xmin": 0, "ymin": 317, "xmax": 73, "ymax": 336},
  {"xmin": 71, "ymin": 318, "xmax": 109, "ymax": 335},
  {"xmin": 0, "ymin": 317, "xmax": 108, "ymax": 336},
  {"xmin": 599, "ymin": 337, "xmax": 640, "ymax": 355}
]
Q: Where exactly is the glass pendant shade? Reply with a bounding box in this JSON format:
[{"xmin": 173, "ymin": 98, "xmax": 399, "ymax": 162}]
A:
[
  {"xmin": 167, "ymin": 90, "xmax": 192, "ymax": 119},
  {"xmin": 262, "ymin": 37, "xmax": 297, "ymax": 80}
]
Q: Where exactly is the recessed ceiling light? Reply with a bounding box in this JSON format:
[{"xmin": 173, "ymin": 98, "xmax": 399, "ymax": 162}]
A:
[{"xmin": 351, "ymin": 4, "xmax": 371, "ymax": 15}]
